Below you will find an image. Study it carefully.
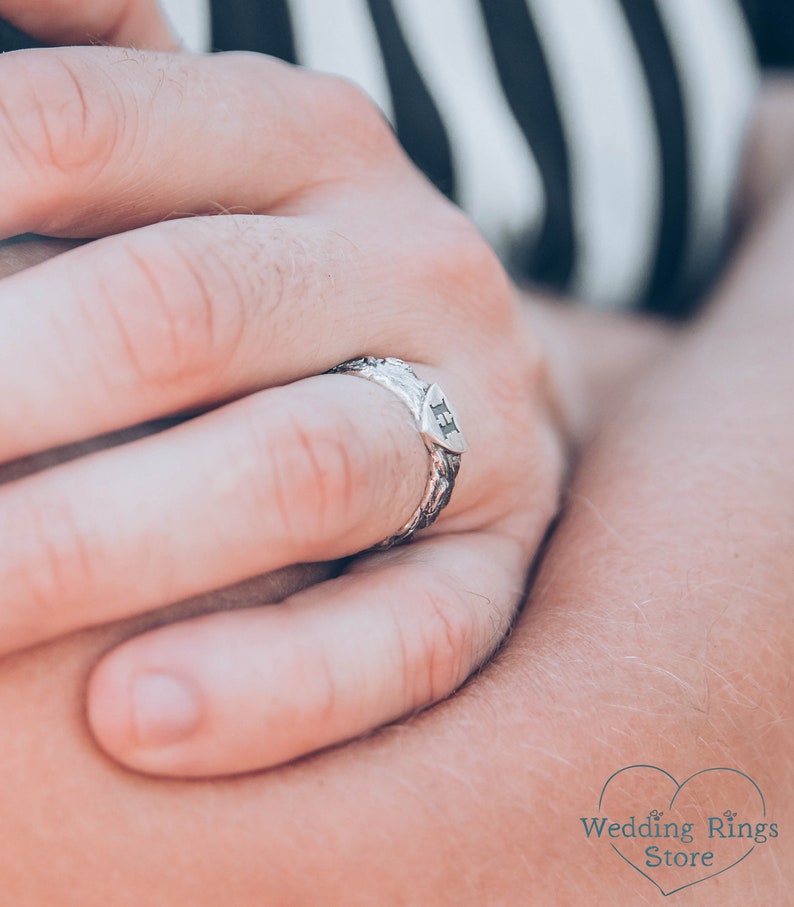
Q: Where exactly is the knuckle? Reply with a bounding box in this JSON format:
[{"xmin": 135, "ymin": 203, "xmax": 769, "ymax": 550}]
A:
[
  {"xmin": 417, "ymin": 577, "xmax": 479, "ymax": 704},
  {"xmin": 247, "ymin": 406, "xmax": 361, "ymax": 552},
  {"xmin": 89, "ymin": 230, "xmax": 248, "ymax": 394},
  {"xmin": 306, "ymin": 72, "xmax": 397, "ymax": 171},
  {"xmin": 437, "ymin": 218, "xmax": 512, "ymax": 314},
  {"xmin": 1, "ymin": 492, "xmax": 97, "ymax": 643},
  {"xmin": 288, "ymin": 634, "xmax": 340, "ymax": 729},
  {"xmin": 402, "ymin": 212, "xmax": 515, "ymax": 340},
  {"xmin": 0, "ymin": 52, "xmax": 121, "ymax": 190},
  {"xmin": 221, "ymin": 53, "xmax": 397, "ymax": 185}
]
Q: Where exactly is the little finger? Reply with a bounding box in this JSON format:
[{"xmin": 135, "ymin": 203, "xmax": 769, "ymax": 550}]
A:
[{"xmin": 87, "ymin": 531, "xmax": 528, "ymax": 777}]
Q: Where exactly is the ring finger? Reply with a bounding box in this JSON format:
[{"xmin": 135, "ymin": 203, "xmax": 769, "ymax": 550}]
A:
[{"xmin": 0, "ymin": 372, "xmax": 435, "ymax": 653}]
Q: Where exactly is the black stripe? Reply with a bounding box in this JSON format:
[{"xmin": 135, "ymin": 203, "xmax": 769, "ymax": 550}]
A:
[
  {"xmin": 365, "ymin": 0, "xmax": 456, "ymax": 200},
  {"xmin": 209, "ymin": 0, "xmax": 297, "ymax": 62},
  {"xmin": 0, "ymin": 18, "xmax": 44, "ymax": 52},
  {"xmin": 739, "ymin": 0, "xmax": 794, "ymax": 68},
  {"xmin": 616, "ymin": 0, "xmax": 690, "ymax": 316},
  {"xmin": 479, "ymin": 0, "xmax": 574, "ymax": 290}
]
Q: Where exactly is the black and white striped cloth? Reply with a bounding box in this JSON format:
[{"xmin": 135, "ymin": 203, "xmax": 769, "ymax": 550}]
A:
[{"xmin": 161, "ymin": 0, "xmax": 765, "ymax": 316}]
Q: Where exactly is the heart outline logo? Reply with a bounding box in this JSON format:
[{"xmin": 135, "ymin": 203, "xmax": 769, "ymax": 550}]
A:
[{"xmin": 596, "ymin": 765, "xmax": 767, "ymax": 897}]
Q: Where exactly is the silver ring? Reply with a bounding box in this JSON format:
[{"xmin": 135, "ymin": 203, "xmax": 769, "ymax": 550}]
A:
[{"xmin": 327, "ymin": 356, "xmax": 467, "ymax": 549}]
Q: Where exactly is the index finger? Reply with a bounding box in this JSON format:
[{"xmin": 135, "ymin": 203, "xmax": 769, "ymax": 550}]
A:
[{"xmin": 0, "ymin": 45, "xmax": 396, "ymax": 238}]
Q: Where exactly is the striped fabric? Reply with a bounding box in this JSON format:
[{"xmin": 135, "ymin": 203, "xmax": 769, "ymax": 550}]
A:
[{"xmin": 160, "ymin": 0, "xmax": 760, "ymax": 316}]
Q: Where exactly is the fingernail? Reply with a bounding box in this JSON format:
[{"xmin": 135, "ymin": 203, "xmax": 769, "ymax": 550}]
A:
[{"xmin": 132, "ymin": 673, "xmax": 202, "ymax": 748}]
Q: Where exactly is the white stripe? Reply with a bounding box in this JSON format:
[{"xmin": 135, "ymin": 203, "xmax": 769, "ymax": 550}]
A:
[
  {"xmin": 289, "ymin": 0, "xmax": 394, "ymax": 121},
  {"xmin": 655, "ymin": 0, "xmax": 759, "ymax": 285},
  {"xmin": 391, "ymin": 0, "xmax": 544, "ymax": 252},
  {"xmin": 527, "ymin": 0, "xmax": 661, "ymax": 309},
  {"xmin": 159, "ymin": 0, "xmax": 211, "ymax": 53}
]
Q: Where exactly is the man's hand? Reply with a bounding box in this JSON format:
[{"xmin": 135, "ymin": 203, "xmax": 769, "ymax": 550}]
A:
[
  {"xmin": 0, "ymin": 36, "xmax": 571, "ymax": 778},
  {"xmin": 0, "ymin": 224, "xmax": 789, "ymax": 906}
]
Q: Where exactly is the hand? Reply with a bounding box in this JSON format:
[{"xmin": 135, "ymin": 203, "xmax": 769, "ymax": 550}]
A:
[
  {"xmin": 0, "ymin": 37, "xmax": 565, "ymax": 776},
  {"xmin": 0, "ymin": 229, "xmax": 789, "ymax": 907}
]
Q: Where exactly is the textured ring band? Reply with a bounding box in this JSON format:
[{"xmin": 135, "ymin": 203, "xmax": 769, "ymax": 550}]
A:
[{"xmin": 327, "ymin": 356, "xmax": 467, "ymax": 549}]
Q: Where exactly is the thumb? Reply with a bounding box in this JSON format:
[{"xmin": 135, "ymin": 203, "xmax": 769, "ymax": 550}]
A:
[{"xmin": 0, "ymin": 0, "xmax": 179, "ymax": 50}]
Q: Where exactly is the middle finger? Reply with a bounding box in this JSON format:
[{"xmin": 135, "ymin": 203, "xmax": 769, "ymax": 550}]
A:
[{"xmin": 0, "ymin": 213, "xmax": 438, "ymax": 461}]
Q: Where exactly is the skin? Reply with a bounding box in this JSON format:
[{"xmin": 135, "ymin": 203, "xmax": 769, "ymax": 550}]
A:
[
  {"xmin": 0, "ymin": 85, "xmax": 792, "ymax": 903},
  {"xmin": 0, "ymin": 6, "xmax": 790, "ymax": 904},
  {"xmin": 0, "ymin": 20, "xmax": 673, "ymax": 779},
  {"xmin": 0, "ymin": 40, "xmax": 570, "ymax": 777},
  {"xmin": 0, "ymin": 0, "xmax": 177, "ymax": 49}
]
